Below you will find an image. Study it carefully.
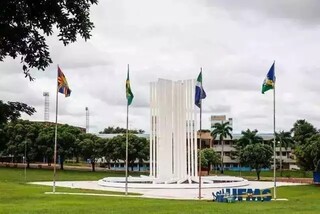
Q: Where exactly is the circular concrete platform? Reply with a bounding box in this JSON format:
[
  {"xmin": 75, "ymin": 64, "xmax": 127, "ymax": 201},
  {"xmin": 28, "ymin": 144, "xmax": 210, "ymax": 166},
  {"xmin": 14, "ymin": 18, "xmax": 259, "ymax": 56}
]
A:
[{"xmin": 98, "ymin": 175, "xmax": 249, "ymax": 189}]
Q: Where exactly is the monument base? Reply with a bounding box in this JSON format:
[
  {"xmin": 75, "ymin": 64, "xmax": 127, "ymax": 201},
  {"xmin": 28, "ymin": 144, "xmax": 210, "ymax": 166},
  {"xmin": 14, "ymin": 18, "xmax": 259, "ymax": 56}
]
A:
[{"xmin": 98, "ymin": 175, "xmax": 249, "ymax": 189}]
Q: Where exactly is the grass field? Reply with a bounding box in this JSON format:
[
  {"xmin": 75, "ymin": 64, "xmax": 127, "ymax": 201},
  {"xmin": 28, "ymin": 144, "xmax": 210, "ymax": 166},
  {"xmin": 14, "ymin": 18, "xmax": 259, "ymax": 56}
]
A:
[
  {"xmin": 222, "ymin": 170, "xmax": 313, "ymax": 180},
  {"xmin": 0, "ymin": 167, "xmax": 319, "ymax": 214}
]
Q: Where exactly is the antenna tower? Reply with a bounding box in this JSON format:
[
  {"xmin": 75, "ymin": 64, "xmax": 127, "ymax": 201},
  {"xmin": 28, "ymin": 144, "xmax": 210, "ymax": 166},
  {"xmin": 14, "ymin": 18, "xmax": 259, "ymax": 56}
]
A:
[
  {"xmin": 85, "ymin": 107, "xmax": 89, "ymax": 133},
  {"xmin": 43, "ymin": 92, "xmax": 49, "ymax": 122}
]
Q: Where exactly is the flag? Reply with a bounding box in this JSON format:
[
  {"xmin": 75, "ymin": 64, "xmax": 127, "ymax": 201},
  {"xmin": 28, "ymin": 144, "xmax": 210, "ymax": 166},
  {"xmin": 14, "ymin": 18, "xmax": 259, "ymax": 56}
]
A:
[
  {"xmin": 262, "ymin": 62, "xmax": 276, "ymax": 94},
  {"xmin": 57, "ymin": 66, "xmax": 71, "ymax": 97},
  {"xmin": 126, "ymin": 68, "xmax": 134, "ymax": 106},
  {"xmin": 195, "ymin": 71, "xmax": 206, "ymax": 108}
]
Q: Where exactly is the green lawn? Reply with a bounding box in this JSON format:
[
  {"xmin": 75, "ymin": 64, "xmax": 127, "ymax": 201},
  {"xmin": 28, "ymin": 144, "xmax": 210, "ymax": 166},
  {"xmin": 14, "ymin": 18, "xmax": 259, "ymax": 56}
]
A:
[
  {"xmin": 222, "ymin": 170, "xmax": 313, "ymax": 180},
  {"xmin": 0, "ymin": 167, "xmax": 319, "ymax": 214}
]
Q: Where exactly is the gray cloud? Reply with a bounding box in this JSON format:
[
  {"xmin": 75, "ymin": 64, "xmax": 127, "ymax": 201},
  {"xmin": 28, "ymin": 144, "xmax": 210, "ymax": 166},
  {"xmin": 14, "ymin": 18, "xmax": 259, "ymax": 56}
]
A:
[
  {"xmin": 204, "ymin": 104, "xmax": 231, "ymax": 114},
  {"xmin": 2, "ymin": 0, "xmax": 320, "ymax": 133},
  {"xmin": 206, "ymin": 0, "xmax": 320, "ymax": 25}
]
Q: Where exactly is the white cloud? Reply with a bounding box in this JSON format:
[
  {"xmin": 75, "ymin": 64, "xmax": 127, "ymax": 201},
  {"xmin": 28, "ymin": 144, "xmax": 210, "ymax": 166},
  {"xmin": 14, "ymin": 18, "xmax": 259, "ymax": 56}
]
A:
[{"xmin": 1, "ymin": 0, "xmax": 320, "ymax": 133}]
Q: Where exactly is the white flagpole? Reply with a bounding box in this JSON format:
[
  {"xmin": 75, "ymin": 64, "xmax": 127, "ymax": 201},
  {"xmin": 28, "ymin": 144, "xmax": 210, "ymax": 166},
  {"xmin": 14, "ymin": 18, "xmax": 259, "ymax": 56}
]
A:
[
  {"xmin": 273, "ymin": 73, "xmax": 277, "ymax": 200},
  {"xmin": 24, "ymin": 141, "xmax": 27, "ymax": 182},
  {"xmin": 198, "ymin": 67, "xmax": 203, "ymax": 200},
  {"xmin": 125, "ymin": 64, "xmax": 129, "ymax": 196},
  {"xmin": 53, "ymin": 65, "xmax": 59, "ymax": 193}
]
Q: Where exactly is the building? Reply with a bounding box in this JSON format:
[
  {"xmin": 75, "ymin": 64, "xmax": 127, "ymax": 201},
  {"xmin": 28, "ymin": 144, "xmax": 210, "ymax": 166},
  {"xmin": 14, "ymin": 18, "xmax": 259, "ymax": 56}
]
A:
[
  {"xmin": 200, "ymin": 114, "xmax": 297, "ymax": 170},
  {"xmin": 97, "ymin": 112, "xmax": 298, "ymax": 172},
  {"xmin": 210, "ymin": 115, "xmax": 233, "ymax": 133}
]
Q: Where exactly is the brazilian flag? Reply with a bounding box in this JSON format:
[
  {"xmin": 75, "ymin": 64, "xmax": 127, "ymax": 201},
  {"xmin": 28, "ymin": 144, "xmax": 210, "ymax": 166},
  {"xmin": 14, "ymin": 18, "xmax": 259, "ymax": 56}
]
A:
[
  {"xmin": 126, "ymin": 66, "xmax": 134, "ymax": 106},
  {"xmin": 262, "ymin": 62, "xmax": 275, "ymax": 94}
]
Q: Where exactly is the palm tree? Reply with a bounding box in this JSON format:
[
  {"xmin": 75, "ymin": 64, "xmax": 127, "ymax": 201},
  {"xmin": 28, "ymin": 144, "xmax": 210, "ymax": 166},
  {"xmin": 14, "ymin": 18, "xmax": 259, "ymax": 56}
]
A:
[
  {"xmin": 211, "ymin": 121, "xmax": 232, "ymax": 174},
  {"xmin": 234, "ymin": 129, "xmax": 263, "ymax": 174},
  {"xmin": 237, "ymin": 129, "xmax": 263, "ymax": 148},
  {"xmin": 275, "ymin": 131, "xmax": 294, "ymax": 176}
]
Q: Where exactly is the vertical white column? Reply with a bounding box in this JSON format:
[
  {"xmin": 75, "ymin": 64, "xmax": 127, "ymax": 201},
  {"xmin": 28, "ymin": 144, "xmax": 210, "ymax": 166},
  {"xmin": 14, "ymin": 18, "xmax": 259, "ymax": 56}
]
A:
[
  {"xmin": 191, "ymin": 78, "xmax": 197, "ymax": 177},
  {"xmin": 156, "ymin": 81, "xmax": 160, "ymax": 178},
  {"xmin": 149, "ymin": 83, "xmax": 153, "ymax": 177},
  {"xmin": 186, "ymin": 80, "xmax": 190, "ymax": 177},
  {"xmin": 182, "ymin": 81, "xmax": 187, "ymax": 178},
  {"xmin": 187, "ymin": 80, "xmax": 193, "ymax": 178},
  {"xmin": 154, "ymin": 82, "xmax": 158, "ymax": 178}
]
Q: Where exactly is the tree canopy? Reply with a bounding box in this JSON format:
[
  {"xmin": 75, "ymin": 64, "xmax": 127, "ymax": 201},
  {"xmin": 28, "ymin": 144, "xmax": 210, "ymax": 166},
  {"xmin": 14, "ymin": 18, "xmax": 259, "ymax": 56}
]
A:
[
  {"xmin": 0, "ymin": 119, "xmax": 150, "ymax": 172},
  {"xmin": 99, "ymin": 126, "xmax": 145, "ymax": 134},
  {"xmin": 0, "ymin": 0, "xmax": 98, "ymax": 80},
  {"xmin": 240, "ymin": 143, "xmax": 273, "ymax": 180},
  {"xmin": 0, "ymin": 100, "xmax": 36, "ymax": 127},
  {"xmin": 295, "ymin": 133, "xmax": 320, "ymax": 172},
  {"xmin": 291, "ymin": 119, "xmax": 317, "ymax": 145},
  {"xmin": 236, "ymin": 129, "xmax": 263, "ymax": 149},
  {"xmin": 231, "ymin": 129, "xmax": 264, "ymax": 162},
  {"xmin": 199, "ymin": 148, "xmax": 220, "ymax": 175}
]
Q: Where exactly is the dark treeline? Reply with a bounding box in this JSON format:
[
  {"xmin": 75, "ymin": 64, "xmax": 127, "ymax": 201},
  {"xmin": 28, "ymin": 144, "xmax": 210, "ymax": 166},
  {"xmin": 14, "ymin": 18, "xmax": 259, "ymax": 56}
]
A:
[
  {"xmin": 99, "ymin": 126, "xmax": 145, "ymax": 134},
  {"xmin": 0, "ymin": 101, "xmax": 149, "ymax": 172}
]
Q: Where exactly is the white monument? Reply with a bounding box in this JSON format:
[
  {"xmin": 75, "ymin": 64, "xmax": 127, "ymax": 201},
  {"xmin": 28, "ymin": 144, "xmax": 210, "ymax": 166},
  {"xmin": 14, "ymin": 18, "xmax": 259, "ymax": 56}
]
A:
[
  {"xmin": 150, "ymin": 79, "xmax": 198, "ymax": 183},
  {"xmin": 98, "ymin": 78, "xmax": 248, "ymax": 189}
]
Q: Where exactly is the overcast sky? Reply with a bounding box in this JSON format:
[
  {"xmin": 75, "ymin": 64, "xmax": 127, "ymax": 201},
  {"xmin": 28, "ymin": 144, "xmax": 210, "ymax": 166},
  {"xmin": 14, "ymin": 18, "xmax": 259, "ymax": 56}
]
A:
[{"xmin": 2, "ymin": 0, "xmax": 320, "ymax": 134}]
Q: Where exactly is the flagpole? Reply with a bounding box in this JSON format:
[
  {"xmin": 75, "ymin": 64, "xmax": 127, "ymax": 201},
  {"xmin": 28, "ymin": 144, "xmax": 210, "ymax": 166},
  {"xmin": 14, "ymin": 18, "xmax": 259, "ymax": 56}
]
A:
[
  {"xmin": 273, "ymin": 75, "xmax": 277, "ymax": 200},
  {"xmin": 125, "ymin": 64, "xmax": 129, "ymax": 196},
  {"xmin": 53, "ymin": 65, "xmax": 59, "ymax": 193},
  {"xmin": 24, "ymin": 141, "xmax": 27, "ymax": 182},
  {"xmin": 198, "ymin": 67, "xmax": 203, "ymax": 200}
]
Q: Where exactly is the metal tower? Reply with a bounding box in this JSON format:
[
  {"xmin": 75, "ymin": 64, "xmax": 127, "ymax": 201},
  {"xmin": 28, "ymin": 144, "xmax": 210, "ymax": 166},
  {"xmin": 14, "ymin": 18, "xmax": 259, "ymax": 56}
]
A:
[
  {"xmin": 43, "ymin": 92, "xmax": 49, "ymax": 122},
  {"xmin": 85, "ymin": 107, "xmax": 89, "ymax": 133}
]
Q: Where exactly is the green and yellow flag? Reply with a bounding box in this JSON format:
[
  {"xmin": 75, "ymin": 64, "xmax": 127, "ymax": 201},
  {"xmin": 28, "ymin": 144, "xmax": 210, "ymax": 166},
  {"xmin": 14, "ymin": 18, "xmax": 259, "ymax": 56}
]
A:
[
  {"xmin": 126, "ymin": 65, "xmax": 134, "ymax": 105},
  {"xmin": 262, "ymin": 62, "xmax": 275, "ymax": 94}
]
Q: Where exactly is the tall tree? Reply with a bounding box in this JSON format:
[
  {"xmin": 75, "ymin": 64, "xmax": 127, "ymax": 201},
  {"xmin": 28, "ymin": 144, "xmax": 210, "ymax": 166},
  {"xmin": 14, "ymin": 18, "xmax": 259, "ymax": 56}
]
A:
[
  {"xmin": 231, "ymin": 129, "xmax": 264, "ymax": 170},
  {"xmin": 240, "ymin": 144, "xmax": 273, "ymax": 180},
  {"xmin": 78, "ymin": 134, "xmax": 101, "ymax": 172},
  {"xmin": 109, "ymin": 134, "xmax": 149, "ymax": 171},
  {"xmin": 0, "ymin": 0, "xmax": 98, "ymax": 80},
  {"xmin": 3, "ymin": 120, "xmax": 41, "ymax": 167},
  {"xmin": 199, "ymin": 148, "xmax": 220, "ymax": 175},
  {"xmin": 295, "ymin": 134, "xmax": 320, "ymax": 172},
  {"xmin": 291, "ymin": 120, "xmax": 317, "ymax": 145},
  {"xmin": 36, "ymin": 125, "xmax": 55, "ymax": 165},
  {"xmin": 275, "ymin": 131, "xmax": 294, "ymax": 176},
  {"xmin": 211, "ymin": 121, "xmax": 232, "ymax": 174}
]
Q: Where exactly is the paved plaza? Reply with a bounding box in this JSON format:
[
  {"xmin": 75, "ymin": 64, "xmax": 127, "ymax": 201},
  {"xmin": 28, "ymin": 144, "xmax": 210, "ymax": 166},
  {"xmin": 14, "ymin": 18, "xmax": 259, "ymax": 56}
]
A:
[{"xmin": 31, "ymin": 180, "xmax": 306, "ymax": 200}]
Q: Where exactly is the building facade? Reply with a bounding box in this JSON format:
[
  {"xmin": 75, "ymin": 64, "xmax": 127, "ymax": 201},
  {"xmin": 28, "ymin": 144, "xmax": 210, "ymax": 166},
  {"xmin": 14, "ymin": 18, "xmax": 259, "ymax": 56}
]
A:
[{"xmin": 199, "ymin": 115, "xmax": 297, "ymax": 170}]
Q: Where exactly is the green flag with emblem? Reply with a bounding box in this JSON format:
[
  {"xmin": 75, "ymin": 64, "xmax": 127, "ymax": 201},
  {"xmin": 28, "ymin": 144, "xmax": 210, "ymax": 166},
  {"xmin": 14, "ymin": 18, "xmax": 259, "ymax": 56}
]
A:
[{"xmin": 126, "ymin": 66, "xmax": 134, "ymax": 106}]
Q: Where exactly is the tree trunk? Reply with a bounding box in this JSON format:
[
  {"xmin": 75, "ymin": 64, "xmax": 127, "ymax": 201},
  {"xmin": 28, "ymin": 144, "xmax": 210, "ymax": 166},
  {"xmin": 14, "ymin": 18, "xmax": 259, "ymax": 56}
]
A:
[
  {"xmin": 221, "ymin": 140, "xmax": 224, "ymax": 174},
  {"xmin": 76, "ymin": 156, "xmax": 80, "ymax": 163},
  {"xmin": 280, "ymin": 145, "xmax": 283, "ymax": 177},
  {"xmin": 131, "ymin": 162, "xmax": 134, "ymax": 171},
  {"xmin": 256, "ymin": 169, "xmax": 261, "ymax": 181},
  {"xmin": 91, "ymin": 161, "xmax": 95, "ymax": 172},
  {"xmin": 27, "ymin": 161, "xmax": 30, "ymax": 169},
  {"xmin": 207, "ymin": 163, "xmax": 211, "ymax": 175},
  {"xmin": 60, "ymin": 156, "xmax": 64, "ymax": 170},
  {"xmin": 47, "ymin": 157, "xmax": 51, "ymax": 166}
]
